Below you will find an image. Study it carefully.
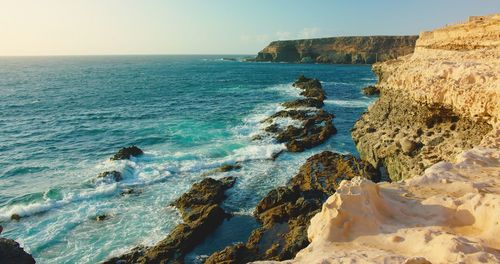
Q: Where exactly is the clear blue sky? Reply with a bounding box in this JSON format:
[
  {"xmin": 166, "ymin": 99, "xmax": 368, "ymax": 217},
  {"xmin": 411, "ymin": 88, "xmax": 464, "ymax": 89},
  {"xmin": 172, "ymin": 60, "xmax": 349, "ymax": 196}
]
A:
[{"xmin": 0, "ymin": 0, "xmax": 498, "ymax": 55}]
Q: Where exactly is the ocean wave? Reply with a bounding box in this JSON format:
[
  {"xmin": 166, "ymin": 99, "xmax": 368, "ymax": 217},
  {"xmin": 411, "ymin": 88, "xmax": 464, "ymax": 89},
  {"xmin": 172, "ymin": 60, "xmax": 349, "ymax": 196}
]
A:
[
  {"xmin": 324, "ymin": 99, "xmax": 372, "ymax": 108},
  {"xmin": 0, "ymin": 184, "xmax": 119, "ymax": 221},
  {"xmin": 321, "ymin": 81, "xmax": 357, "ymax": 86}
]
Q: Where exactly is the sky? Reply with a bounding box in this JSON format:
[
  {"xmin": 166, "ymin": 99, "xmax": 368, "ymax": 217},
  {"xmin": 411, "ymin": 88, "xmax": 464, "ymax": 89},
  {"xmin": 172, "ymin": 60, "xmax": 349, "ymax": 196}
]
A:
[{"xmin": 0, "ymin": 0, "xmax": 498, "ymax": 56}]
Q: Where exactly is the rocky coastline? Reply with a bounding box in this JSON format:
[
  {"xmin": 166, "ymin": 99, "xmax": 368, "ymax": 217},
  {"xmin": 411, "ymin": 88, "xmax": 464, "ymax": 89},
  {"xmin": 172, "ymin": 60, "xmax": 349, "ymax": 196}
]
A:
[
  {"xmin": 3, "ymin": 15, "xmax": 498, "ymax": 264},
  {"xmin": 256, "ymin": 14, "xmax": 500, "ymax": 264},
  {"xmin": 251, "ymin": 36, "xmax": 418, "ymax": 64}
]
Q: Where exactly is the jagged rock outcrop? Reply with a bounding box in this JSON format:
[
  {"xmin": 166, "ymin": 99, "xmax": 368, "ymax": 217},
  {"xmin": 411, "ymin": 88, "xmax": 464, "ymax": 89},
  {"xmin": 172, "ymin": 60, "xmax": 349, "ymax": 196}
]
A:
[
  {"xmin": 256, "ymin": 148, "xmax": 500, "ymax": 264},
  {"xmin": 103, "ymin": 177, "xmax": 235, "ymax": 264},
  {"xmin": 111, "ymin": 146, "xmax": 144, "ymax": 160},
  {"xmin": 205, "ymin": 152, "xmax": 379, "ymax": 263},
  {"xmin": 257, "ymin": 76, "xmax": 337, "ymax": 152},
  {"xmin": 0, "ymin": 238, "xmax": 36, "ymax": 264},
  {"xmin": 352, "ymin": 15, "xmax": 499, "ymax": 181},
  {"xmin": 252, "ymin": 36, "xmax": 418, "ymax": 64}
]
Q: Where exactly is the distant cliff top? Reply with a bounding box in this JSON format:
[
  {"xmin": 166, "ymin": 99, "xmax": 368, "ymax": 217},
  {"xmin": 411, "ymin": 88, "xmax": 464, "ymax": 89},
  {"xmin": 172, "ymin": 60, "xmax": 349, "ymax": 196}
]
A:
[
  {"xmin": 374, "ymin": 14, "xmax": 500, "ymax": 128},
  {"xmin": 251, "ymin": 35, "xmax": 418, "ymax": 64}
]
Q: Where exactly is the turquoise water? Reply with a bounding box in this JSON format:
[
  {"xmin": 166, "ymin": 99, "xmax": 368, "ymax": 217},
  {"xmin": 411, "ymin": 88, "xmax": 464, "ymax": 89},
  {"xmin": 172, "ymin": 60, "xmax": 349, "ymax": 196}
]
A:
[{"xmin": 0, "ymin": 55, "xmax": 375, "ymax": 263}]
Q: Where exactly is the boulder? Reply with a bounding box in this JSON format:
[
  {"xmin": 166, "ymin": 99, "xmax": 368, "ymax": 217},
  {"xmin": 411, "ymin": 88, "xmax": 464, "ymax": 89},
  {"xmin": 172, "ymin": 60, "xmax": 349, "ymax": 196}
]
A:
[
  {"xmin": 111, "ymin": 146, "xmax": 143, "ymax": 160},
  {"xmin": 0, "ymin": 238, "xmax": 35, "ymax": 264}
]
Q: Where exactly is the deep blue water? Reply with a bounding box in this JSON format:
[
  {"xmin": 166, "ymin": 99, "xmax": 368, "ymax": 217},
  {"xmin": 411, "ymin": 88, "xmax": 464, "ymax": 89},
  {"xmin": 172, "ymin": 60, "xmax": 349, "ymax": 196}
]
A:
[{"xmin": 0, "ymin": 55, "xmax": 375, "ymax": 263}]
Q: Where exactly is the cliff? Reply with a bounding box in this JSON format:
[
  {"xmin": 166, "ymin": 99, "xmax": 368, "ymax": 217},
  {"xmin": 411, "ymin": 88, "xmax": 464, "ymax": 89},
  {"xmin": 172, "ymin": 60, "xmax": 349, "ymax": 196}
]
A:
[
  {"xmin": 253, "ymin": 36, "xmax": 418, "ymax": 64},
  {"xmin": 254, "ymin": 14, "xmax": 500, "ymax": 264},
  {"xmin": 352, "ymin": 14, "xmax": 499, "ymax": 181}
]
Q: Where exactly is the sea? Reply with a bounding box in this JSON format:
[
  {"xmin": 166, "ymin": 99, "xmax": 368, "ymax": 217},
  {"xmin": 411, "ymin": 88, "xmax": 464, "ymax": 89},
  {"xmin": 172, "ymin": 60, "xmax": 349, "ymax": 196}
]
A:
[{"xmin": 0, "ymin": 55, "xmax": 376, "ymax": 263}]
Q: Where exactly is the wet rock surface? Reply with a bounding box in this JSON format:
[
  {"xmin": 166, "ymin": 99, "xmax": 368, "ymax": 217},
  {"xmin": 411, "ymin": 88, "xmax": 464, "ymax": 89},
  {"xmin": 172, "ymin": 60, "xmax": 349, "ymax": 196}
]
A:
[
  {"xmin": 362, "ymin": 85, "xmax": 380, "ymax": 95},
  {"xmin": 205, "ymin": 151, "xmax": 379, "ymax": 263},
  {"xmin": 103, "ymin": 177, "xmax": 236, "ymax": 264},
  {"xmin": 257, "ymin": 76, "xmax": 337, "ymax": 153},
  {"xmin": 97, "ymin": 171, "xmax": 122, "ymax": 182},
  {"xmin": 111, "ymin": 146, "xmax": 144, "ymax": 160},
  {"xmin": 352, "ymin": 89, "xmax": 492, "ymax": 181},
  {"xmin": 0, "ymin": 238, "xmax": 36, "ymax": 264}
]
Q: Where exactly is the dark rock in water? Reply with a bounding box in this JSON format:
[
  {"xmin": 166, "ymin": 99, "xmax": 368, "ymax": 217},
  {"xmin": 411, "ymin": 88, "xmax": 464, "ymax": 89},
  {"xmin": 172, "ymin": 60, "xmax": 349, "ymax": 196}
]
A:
[
  {"xmin": 258, "ymin": 76, "xmax": 337, "ymax": 153},
  {"xmin": 263, "ymin": 110, "xmax": 312, "ymax": 123},
  {"xmin": 95, "ymin": 214, "xmax": 109, "ymax": 221},
  {"xmin": 111, "ymin": 146, "xmax": 143, "ymax": 160},
  {"xmin": 172, "ymin": 177, "xmax": 236, "ymax": 216},
  {"xmin": 271, "ymin": 109, "xmax": 336, "ymax": 152},
  {"xmin": 206, "ymin": 152, "xmax": 379, "ymax": 263},
  {"xmin": 10, "ymin": 214, "xmax": 21, "ymax": 221},
  {"xmin": 0, "ymin": 238, "xmax": 36, "ymax": 264},
  {"xmin": 292, "ymin": 76, "xmax": 326, "ymax": 101},
  {"xmin": 97, "ymin": 171, "xmax": 122, "ymax": 182},
  {"xmin": 103, "ymin": 177, "xmax": 236, "ymax": 264},
  {"xmin": 282, "ymin": 98, "xmax": 324, "ymax": 109},
  {"xmin": 362, "ymin": 85, "xmax": 380, "ymax": 95},
  {"xmin": 120, "ymin": 188, "xmax": 142, "ymax": 196},
  {"xmin": 285, "ymin": 119, "xmax": 337, "ymax": 152}
]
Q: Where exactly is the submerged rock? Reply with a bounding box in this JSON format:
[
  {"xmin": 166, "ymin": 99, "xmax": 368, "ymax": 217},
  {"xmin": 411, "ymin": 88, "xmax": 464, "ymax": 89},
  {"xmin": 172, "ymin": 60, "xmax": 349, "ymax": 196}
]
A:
[
  {"xmin": 0, "ymin": 238, "xmax": 36, "ymax": 264},
  {"xmin": 205, "ymin": 152, "xmax": 379, "ymax": 263},
  {"xmin": 94, "ymin": 214, "xmax": 109, "ymax": 221},
  {"xmin": 111, "ymin": 146, "xmax": 143, "ymax": 160},
  {"xmin": 103, "ymin": 177, "xmax": 235, "ymax": 264},
  {"xmin": 97, "ymin": 171, "xmax": 122, "ymax": 182},
  {"xmin": 10, "ymin": 214, "xmax": 21, "ymax": 221}
]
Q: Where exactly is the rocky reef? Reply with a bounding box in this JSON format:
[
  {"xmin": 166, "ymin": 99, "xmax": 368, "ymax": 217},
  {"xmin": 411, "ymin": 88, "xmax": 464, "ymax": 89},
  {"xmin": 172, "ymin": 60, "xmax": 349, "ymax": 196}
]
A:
[
  {"xmin": 103, "ymin": 177, "xmax": 235, "ymax": 264},
  {"xmin": 0, "ymin": 238, "xmax": 36, "ymax": 264},
  {"xmin": 205, "ymin": 151, "xmax": 379, "ymax": 263},
  {"xmin": 352, "ymin": 14, "xmax": 499, "ymax": 181},
  {"xmin": 252, "ymin": 36, "xmax": 418, "ymax": 64},
  {"xmin": 257, "ymin": 76, "xmax": 337, "ymax": 152}
]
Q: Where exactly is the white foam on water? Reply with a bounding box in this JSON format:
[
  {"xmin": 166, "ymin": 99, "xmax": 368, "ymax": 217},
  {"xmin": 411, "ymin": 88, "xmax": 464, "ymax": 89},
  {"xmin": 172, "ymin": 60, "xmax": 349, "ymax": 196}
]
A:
[
  {"xmin": 324, "ymin": 99, "xmax": 373, "ymax": 108},
  {"xmin": 0, "ymin": 183, "xmax": 119, "ymax": 221},
  {"xmin": 266, "ymin": 83, "xmax": 302, "ymax": 98}
]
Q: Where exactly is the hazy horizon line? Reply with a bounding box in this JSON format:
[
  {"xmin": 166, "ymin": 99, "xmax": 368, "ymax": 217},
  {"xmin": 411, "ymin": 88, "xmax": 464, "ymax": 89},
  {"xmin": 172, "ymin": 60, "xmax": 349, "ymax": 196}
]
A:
[{"xmin": 0, "ymin": 53, "xmax": 257, "ymax": 57}]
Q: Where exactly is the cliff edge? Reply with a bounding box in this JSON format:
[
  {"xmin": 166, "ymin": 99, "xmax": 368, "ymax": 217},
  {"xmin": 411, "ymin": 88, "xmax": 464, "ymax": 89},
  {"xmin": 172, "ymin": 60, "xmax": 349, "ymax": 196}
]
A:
[
  {"xmin": 353, "ymin": 14, "xmax": 499, "ymax": 181},
  {"xmin": 253, "ymin": 36, "xmax": 418, "ymax": 64}
]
